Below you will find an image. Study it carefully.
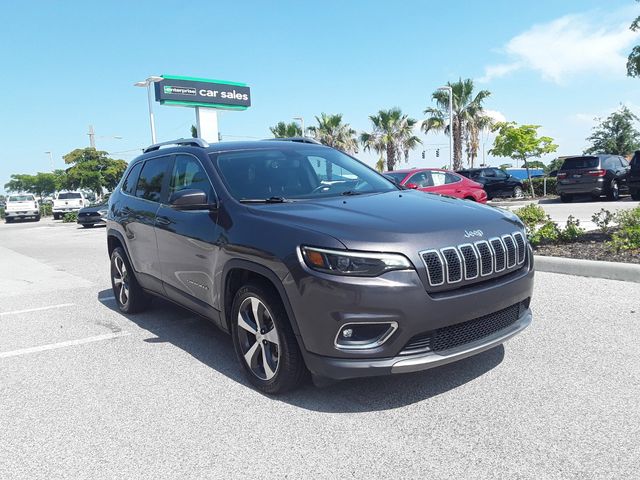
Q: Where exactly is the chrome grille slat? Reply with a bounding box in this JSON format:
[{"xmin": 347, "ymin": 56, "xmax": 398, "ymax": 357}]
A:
[{"xmin": 420, "ymin": 232, "xmax": 527, "ymax": 290}]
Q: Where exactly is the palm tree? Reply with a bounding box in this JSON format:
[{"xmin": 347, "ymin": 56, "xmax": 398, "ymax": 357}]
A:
[
  {"xmin": 422, "ymin": 78, "xmax": 491, "ymax": 170},
  {"xmin": 307, "ymin": 113, "xmax": 358, "ymax": 153},
  {"xmin": 466, "ymin": 113, "xmax": 494, "ymax": 168},
  {"xmin": 360, "ymin": 108, "xmax": 421, "ymax": 171},
  {"xmin": 270, "ymin": 121, "xmax": 302, "ymax": 138}
]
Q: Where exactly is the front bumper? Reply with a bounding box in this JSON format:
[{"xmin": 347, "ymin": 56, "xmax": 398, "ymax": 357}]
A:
[
  {"xmin": 557, "ymin": 178, "xmax": 604, "ymax": 196},
  {"xmin": 77, "ymin": 214, "xmax": 105, "ymax": 225},
  {"xmin": 304, "ymin": 308, "xmax": 531, "ymax": 379}
]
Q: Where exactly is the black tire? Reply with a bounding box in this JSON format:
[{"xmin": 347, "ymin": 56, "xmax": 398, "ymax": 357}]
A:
[
  {"xmin": 34, "ymin": 215, "xmax": 41, "ymax": 222},
  {"xmin": 512, "ymin": 186, "xmax": 524, "ymax": 198},
  {"xmin": 82, "ymin": 224, "xmax": 94, "ymax": 228},
  {"xmin": 607, "ymin": 180, "xmax": 620, "ymax": 201},
  {"xmin": 5, "ymin": 217, "xmax": 12, "ymax": 223},
  {"xmin": 632, "ymin": 190, "xmax": 640, "ymax": 201},
  {"xmin": 560, "ymin": 194, "xmax": 573, "ymax": 203},
  {"xmin": 231, "ymin": 283, "xmax": 306, "ymax": 394},
  {"xmin": 110, "ymin": 246, "xmax": 149, "ymax": 314},
  {"xmin": 53, "ymin": 213, "xmax": 60, "ymax": 220}
]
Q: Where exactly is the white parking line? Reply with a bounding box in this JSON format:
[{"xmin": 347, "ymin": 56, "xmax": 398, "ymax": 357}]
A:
[
  {"xmin": 0, "ymin": 331, "xmax": 130, "ymax": 359},
  {"xmin": 0, "ymin": 303, "xmax": 75, "ymax": 317}
]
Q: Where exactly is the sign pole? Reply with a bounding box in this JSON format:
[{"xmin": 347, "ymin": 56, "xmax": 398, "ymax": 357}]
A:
[{"xmin": 195, "ymin": 107, "xmax": 219, "ymax": 143}]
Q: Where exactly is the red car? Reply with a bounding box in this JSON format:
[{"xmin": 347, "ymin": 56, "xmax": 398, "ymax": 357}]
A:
[{"xmin": 384, "ymin": 168, "xmax": 488, "ymax": 204}]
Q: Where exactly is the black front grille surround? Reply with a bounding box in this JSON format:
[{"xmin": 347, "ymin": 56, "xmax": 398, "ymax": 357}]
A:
[
  {"xmin": 420, "ymin": 231, "xmax": 527, "ymax": 291},
  {"xmin": 401, "ymin": 300, "xmax": 529, "ymax": 355}
]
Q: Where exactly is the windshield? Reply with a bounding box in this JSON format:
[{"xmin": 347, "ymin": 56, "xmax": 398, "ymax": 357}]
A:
[
  {"xmin": 212, "ymin": 147, "xmax": 397, "ymax": 201},
  {"xmin": 58, "ymin": 192, "xmax": 82, "ymax": 199},
  {"xmin": 9, "ymin": 195, "xmax": 34, "ymax": 202},
  {"xmin": 384, "ymin": 172, "xmax": 408, "ymax": 183},
  {"xmin": 560, "ymin": 156, "xmax": 599, "ymax": 170}
]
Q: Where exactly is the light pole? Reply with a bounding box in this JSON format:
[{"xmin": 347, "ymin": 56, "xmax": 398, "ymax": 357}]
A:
[
  {"xmin": 293, "ymin": 116, "xmax": 304, "ymax": 137},
  {"xmin": 44, "ymin": 151, "xmax": 54, "ymax": 170},
  {"xmin": 438, "ymin": 86, "xmax": 453, "ymax": 170},
  {"xmin": 134, "ymin": 76, "xmax": 163, "ymax": 144}
]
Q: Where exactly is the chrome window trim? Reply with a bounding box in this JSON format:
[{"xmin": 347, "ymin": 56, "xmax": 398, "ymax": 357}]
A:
[
  {"xmin": 459, "ymin": 243, "xmax": 479, "ymax": 280},
  {"xmin": 474, "ymin": 240, "xmax": 493, "ymax": 277},
  {"xmin": 489, "ymin": 237, "xmax": 507, "ymax": 273},
  {"xmin": 440, "ymin": 247, "xmax": 463, "ymax": 284},
  {"xmin": 502, "ymin": 234, "xmax": 517, "ymax": 269},
  {"xmin": 419, "ymin": 249, "xmax": 445, "ymax": 286}
]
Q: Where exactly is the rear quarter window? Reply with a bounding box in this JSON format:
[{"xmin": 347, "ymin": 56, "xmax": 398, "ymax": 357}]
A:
[{"xmin": 560, "ymin": 156, "xmax": 599, "ymax": 170}]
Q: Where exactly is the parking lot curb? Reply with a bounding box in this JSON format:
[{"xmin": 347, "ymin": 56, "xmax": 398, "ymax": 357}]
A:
[{"xmin": 534, "ymin": 255, "xmax": 640, "ymax": 283}]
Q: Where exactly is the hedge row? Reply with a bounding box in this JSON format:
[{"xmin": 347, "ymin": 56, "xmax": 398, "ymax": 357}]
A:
[{"xmin": 522, "ymin": 177, "xmax": 556, "ymax": 197}]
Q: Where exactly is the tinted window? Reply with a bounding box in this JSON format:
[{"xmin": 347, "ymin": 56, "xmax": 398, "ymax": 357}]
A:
[
  {"xmin": 631, "ymin": 151, "xmax": 640, "ymax": 168},
  {"xmin": 561, "ymin": 156, "xmax": 599, "ymax": 170},
  {"xmin": 408, "ymin": 172, "xmax": 432, "ymax": 187},
  {"xmin": 58, "ymin": 192, "xmax": 81, "ymax": 199},
  {"xmin": 136, "ymin": 157, "xmax": 171, "ymax": 202},
  {"xmin": 213, "ymin": 147, "xmax": 396, "ymax": 200},
  {"xmin": 122, "ymin": 162, "xmax": 143, "ymax": 195},
  {"xmin": 383, "ymin": 172, "xmax": 408, "ymax": 183},
  {"xmin": 482, "ymin": 169, "xmax": 496, "ymax": 177},
  {"xmin": 9, "ymin": 195, "xmax": 34, "ymax": 202},
  {"xmin": 445, "ymin": 172, "xmax": 461, "ymax": 184},
  {"xmin": 170, "ymin": 155, "xmax": 214, "ymax": 201}
]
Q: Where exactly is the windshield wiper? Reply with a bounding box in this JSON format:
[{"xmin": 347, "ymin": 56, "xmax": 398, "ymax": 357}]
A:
[
  {"xmin": 239, "ymin": 196, "xmax": 290, "ymax": 203},
  {"xmin": 340, "ymin": 190, "xmax": 363, "ymax": 196}
]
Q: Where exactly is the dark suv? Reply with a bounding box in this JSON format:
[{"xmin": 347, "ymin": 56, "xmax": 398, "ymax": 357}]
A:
[
  {"xmin": 106, "ymin": 138, "xmax": 534, "ymax": 393},
  {"xmin": 457, "ymin": 167, "xmax": 524, "ymax": 199},
  {"xmin": 556, "ymin": 154, "xmax": 630, "ymax": 202},
  {"xmin": 629, "ymin": 151, "xmax": 640, "ymax": 200}
]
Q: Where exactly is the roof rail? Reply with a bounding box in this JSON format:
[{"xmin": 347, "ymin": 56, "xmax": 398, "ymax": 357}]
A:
[
  {"xmin": 262, "ymin": 137, "xmax": 322, "ymax": 145},
  {"xmin": 143, "ymin": 138, "xmax": 210, "ymax": 153}
]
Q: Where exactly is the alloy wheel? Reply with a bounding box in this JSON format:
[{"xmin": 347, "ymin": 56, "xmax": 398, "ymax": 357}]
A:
[
  {"xmin": 236, "ymin": 296, "xmax": 280, "ymax": 380},
  {"xmin": 112, "ymin": 256, "xmax": 130, "ymax": 307}
]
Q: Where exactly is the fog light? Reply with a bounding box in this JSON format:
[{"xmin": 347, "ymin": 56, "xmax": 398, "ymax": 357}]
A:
[
  {"xmin": 342, "ymin": 328, "xmax": 353, "ymax": 338},
  {"xmin": 334, "ymin": 322, "xmax": 398, "ymax": 350}
]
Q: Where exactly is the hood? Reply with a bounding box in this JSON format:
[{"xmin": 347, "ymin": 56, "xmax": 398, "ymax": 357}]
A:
[{"xmin": 249, "ymin": 190, "xmax": 524, "ymax": 253}]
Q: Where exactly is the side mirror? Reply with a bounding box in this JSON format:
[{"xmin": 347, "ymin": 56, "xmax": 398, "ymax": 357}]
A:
[
  {"xmin": 405, "ymin": 183, "xmax": 419, "ymax": 189},
  {"xmin": 170, "ymin": 189, "xmax": 216, "ymax": 210}
]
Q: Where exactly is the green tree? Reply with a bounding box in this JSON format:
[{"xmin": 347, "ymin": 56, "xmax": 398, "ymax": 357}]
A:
[
  {"xmin": 584, "ymin": 106, "xmax": 640, "ymax": 156},
  {"xmin": 270, "ymin": 121, "xmax": 302, "ymax": 138},
  {"xmin": 63, "ymin": 147, "xmax": 128, "ymax": 197},
  {"xmin": 422, "ymin": 78, "xmax": 491, "ymax": 170},
  {"xmin": 489, "ymin": 122, "xmax": 558, "ymax": 197},
  {"xmin": 191, "ymin": 125, "xmax": 198, "ymax": 138},
  {"xmin": 4, "ymin": 174, "xmax": 34, "ymax": 193},
  {"xmin": 627, "ymin": 2, "xmax": 640, "ymax": 77},
  {"xmin": 360, "ymin": 108, "xmax": 421, "ymax": 171},
  {"xmin": 545, "ymin": 158, "xmax": 565, "ymax": 174},
  {"xmin": 307, "ymin": 113, "xmax": 358, "ymax": 153},
  {"xmin": 524, "ymin": 160, "xmax": 545, "ymax": 169}
]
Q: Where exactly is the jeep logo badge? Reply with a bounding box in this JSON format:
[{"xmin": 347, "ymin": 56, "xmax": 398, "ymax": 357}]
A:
[{"xmin": 464, "ymin": 229, "xmax": 484, "ymax": 238}]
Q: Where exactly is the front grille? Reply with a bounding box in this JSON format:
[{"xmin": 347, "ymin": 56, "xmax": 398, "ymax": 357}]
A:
[
  {"xmin": 401, "ymin": 300, "xmax": 528, "ymax": 355},
  {"xmin": 420, "ymin": 231, "xmax": 527, "ymax": 291}
]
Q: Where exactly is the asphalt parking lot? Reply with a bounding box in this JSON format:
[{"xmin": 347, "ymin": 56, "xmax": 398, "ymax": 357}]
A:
[{"xmin": 1, "ymin": 217, "xmax": 639, "ymax": 479}]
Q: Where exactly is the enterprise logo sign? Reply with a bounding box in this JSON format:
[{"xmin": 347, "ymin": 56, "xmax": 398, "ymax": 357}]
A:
[{"xmin": 163, "ymin": 85, "xmax": 197, "ymax": 96}]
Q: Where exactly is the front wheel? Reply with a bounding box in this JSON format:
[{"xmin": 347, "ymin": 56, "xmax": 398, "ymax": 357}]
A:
[
  {"xmin": 231, "ymin": 284, "xmax": 306, "ymax": 394},
  {"xmin": 560, "ymin": 194, "xmax": 573, "ymax": 203},
  {"xmin": 53, "ymin": 213, "xmax": 60, "ymax": 220},
  {"xmin": 34, "ymin": 215, "xmax": 41, "ymax": 222},
  {"xmin": 631, "ymin": 190, "xmax": 640, "ymax": 201},
  {"xmin": 512, "ymin": 186, "xmax": 524, "ymax": 198}
]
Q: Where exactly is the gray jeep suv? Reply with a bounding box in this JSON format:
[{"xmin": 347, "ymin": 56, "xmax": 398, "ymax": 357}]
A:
[{"xmin": 106, "ymin": 138, "xmax": 534, "ymax": 393}]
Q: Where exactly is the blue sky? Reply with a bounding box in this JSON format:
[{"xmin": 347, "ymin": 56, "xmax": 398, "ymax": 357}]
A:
[{"xmin": 1, "ymin": 0, "xmax": 639, "ymax": 193}]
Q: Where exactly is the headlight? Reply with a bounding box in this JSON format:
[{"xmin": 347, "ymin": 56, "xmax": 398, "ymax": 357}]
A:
[
  {"xmin": 300, "ymin": 246, "xmax": 412, "ymax": 277},
  {"xmin": 98, "ymin": 209, "xmax": 107, "ymax": 216}
]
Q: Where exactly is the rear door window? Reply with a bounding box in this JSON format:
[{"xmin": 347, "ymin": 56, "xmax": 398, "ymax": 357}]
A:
[
  {"xmin": 58, "ymin": 192, "xmax": 82, "ymax": 199},
  {"xmin": 631, "ymin": 152, "xmax": 639, "ymax": 168},
  {"xmin": 122, "ymin": 162, "xmax": 143, "ymax": 195},
  {"xmin": 136, "ymin": 156, "xmax": 172, "ymax": 203},
  {"xmin": 561, "ymin": 156, "xmax": 599, "ymax": 170}
]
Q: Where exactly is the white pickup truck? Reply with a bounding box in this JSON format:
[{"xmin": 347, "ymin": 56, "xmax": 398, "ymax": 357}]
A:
[
  {"xmin": 53, "ymin": 191, "xmax": 86, "ymax": 220},
  {"xmin": 4, "ymin": 193, "xmax": 41, "ymax": 223}
]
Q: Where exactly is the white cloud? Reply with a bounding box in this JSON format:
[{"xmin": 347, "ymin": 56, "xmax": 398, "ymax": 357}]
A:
[
  {"xmin": 479, "ymin": 7, "xmax": 640, "ymax": 84},
  {"xmin": 483, "ymin": 109, "xmax": 506, "ymax": 123}
]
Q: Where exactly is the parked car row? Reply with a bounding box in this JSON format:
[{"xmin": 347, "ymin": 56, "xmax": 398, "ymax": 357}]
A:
[
  {"xmin": 3, "ymin": 190, "xmax": 109, "ymax": 225},
  {"xmin": 384, "ymin": 168, "xmax": 488, "ymax": 203}
]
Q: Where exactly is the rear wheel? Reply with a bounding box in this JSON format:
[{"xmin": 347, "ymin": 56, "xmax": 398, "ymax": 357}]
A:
[
  {"xmin": 231, "ymin": 283, "xmax": 306, "ymax": 394},
  {"xmin": 512, "ymin": 186, "xmax": 524, "ymax": 198},
  {"xmin": 34, "ymin": 215, "xmax": 41, "ymax": 222},
  {"xmin": 632, "ymin": 190, "xmax": 640, "ymax": 201},
  {"xmin": 560, "ymin": 194, "xmax": 573, "ymax": 203},
  {"xmin": 53, "ymin": 213, "xmax": 60, "ymax": 220},
  {"xmin": 607, "ymin": 180, "xmax": 620, "ymax": 201},
  {"xmin": 110, "ymin": 247, "xmax": 149, "ymax": 314}
]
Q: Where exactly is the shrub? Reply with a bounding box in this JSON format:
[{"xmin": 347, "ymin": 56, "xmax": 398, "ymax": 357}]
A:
[
  {"xmin": 591, "ymin": 208, "xmax": 616, "ymax": 234},
  {"xmin": 522, "ymin": 177, "xmax": 557, "ymax": 197},
  {"xmin": 39, "ymin": 203, "xmax": 52, "ymax": 217},
  {"xmin": 63, "ymin": 212, "xmax": 78, "ymax": 223},
  {"xmin": 608, "ymin": 225, "xmax": 640, "ymax": 252},
  {"xmin": 559, "ymin": 215, "xmax": 585, "ymax": 242},
  {"xmin": 615, "ymin": 206, "xmax": 640, "ymax": 230},
  {"xmin": 530, "ymin": 220, "xmax": 560, "ymax": 246},
  {"xmin": 0, "ymin": 207, "xmax": 4, "ymax": 219},
  {"xmin": 514, "ymin": 204, "xmax": 547, "ymax": 232}
]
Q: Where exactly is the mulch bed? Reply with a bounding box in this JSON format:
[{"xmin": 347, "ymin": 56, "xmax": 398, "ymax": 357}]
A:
[{"xmin": 534, "ymin": 231, "xmax": 640, "ymax": 264}]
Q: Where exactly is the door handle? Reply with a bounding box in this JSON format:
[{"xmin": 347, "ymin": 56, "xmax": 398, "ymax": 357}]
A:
[{"xmin": 155, "ymin": 216, "xmax": 171, "ymax": 226}]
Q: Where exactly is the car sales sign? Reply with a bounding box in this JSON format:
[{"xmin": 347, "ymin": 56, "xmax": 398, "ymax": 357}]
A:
[{"xmin": 154, "ymin": 75, "xmax": 251, "ymax": 110}]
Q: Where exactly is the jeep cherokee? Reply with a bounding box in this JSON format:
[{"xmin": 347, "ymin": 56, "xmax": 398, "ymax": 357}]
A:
[{"xmin": 106, "ymin": 138, "xmax": 534, "ymax": 394}]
